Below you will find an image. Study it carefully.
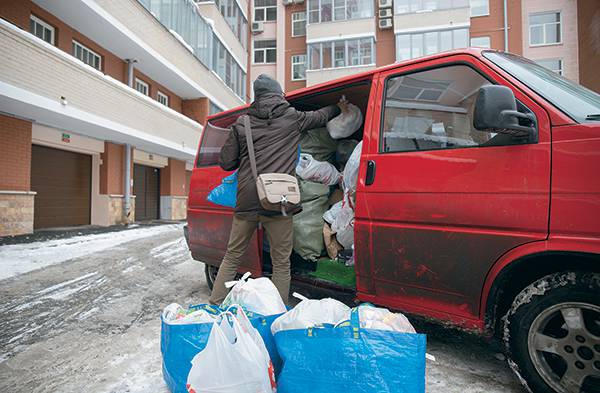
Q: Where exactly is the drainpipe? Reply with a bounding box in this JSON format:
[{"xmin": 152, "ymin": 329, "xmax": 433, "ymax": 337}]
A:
[
  {"xmin": 503, "ymin": 0, "xmax": 509, "ymax": 52},
  {"xmin": 124, "ymin": 59, "xmax": 136, "ymax": 224}
]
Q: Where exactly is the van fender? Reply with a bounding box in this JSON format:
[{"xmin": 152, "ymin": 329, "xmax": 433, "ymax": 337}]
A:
[{"xmin": 479, "ymin": 236, "xmax": 600, "ymax": 320}]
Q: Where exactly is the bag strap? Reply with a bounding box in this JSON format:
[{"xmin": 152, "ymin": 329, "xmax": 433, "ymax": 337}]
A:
[{"xmin": 243, "ymin": 115, "xmax": 258, "ymax": 180}]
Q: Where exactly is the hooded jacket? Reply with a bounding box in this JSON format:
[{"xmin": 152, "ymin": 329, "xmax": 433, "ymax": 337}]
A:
[{"xmin": 219, "ymin": 93, "xmax": 340, "ymax": 217}]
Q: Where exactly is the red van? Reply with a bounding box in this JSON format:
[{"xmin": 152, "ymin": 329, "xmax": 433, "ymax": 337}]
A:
[{"xmin": 186, "ymin": 49, "xmax": 600, "ymax": 393}]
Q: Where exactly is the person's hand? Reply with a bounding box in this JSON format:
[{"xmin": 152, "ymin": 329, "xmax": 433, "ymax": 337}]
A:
[{"xmin": 337, "ymin": 96, "xmax": 348, "ymax": 112}]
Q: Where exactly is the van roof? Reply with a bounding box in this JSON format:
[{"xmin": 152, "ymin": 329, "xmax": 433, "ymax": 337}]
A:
[{"xmin": 208, "ymin": 47, "xmax": 492, "ymax": 122}]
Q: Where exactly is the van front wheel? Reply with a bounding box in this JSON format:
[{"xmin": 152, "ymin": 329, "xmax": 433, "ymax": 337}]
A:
[
  {"xmin": 204, "ymin": 264, "xmax": 219, "ymax": 290},
  {"xmin": 504, "ymin": 271, "xmax": 600, "ymax": 393}
]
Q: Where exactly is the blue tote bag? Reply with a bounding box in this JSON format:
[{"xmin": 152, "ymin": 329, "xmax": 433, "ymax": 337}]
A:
[
  {"xmin": 206, "ymin": 171, "xmax": 237, "ymax": 208},
  {"xmin": 274, "ymin": 306, "xmax": 427, "ymax": 393},
  {"xmin": 161, "ymin": 304, "xmax": 284, "ymax": 393}
]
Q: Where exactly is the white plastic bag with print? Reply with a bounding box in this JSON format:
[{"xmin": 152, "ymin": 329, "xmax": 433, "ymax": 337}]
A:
[
  {"xmin": 323, "ymin": 200, "xmax": 343, "ymax": 225},
  {"xmin": 271, "ymin": 293, "xmax": 350, "ymax": 335},
  {"xmin": 331, "ymin": 195, "xmax": 355, "ymax": 249},
  {"xmin": 222, "ymin": 272, "xmax": 286, "ymax": 316},
  {"xmin": 342, "ymin": 141, "xmax": 363, "ymax": 195},
  {"xmin": 295, "ymin": 153, "xmax": 341, "ymax": 186},
  {"xmin": 186, "ymin": 309, "xmax": 276, "ymax": 393},
  {"xmin": 326, "ymin": 97, "xmax": 363, "ymax": 139},
  {"xmin": 357, "ymin": 304, "xmax": 416, "ymax": 333}
]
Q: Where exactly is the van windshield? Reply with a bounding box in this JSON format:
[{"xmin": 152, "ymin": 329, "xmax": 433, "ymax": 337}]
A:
[{"xmin": 483, "ymin": 51, "xmax": 600, "ymax": 123}]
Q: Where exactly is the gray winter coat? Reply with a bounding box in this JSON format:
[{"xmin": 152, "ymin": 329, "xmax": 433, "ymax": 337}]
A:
[{"xmin": 219, "ymin": 93, "xmax": 340, "ymax": 217}]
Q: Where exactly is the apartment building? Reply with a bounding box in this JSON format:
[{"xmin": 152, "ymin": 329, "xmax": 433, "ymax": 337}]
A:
[
  {"xmin": 250, "ymin": 0, "xmax": 599, "ymax": 93},
  {"xmin": 0, "ymin": 0, "xmax": 250, "ymax": 237}
]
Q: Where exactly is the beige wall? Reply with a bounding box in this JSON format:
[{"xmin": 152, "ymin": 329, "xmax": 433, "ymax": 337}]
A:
[
  {"xmin": 522, "ymin": 0, "xmax": 579, "ymax": 82},
  {"xmin": 0, "ymin": 20, "xmax": 201, "ymax": 157},
  {"xmin": 306, "ymin": 64, "xmax": 376, "ymax": 86},
  {"xmin": 307, "ymin": 18, "xmax": 376, "ymax": 43}
]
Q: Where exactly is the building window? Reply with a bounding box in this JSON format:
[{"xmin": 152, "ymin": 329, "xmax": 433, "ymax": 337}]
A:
[
  {"xmin": 470, "ymin": 36, "xmax": 491, "ymax": 48},
  {"xmin": 29, "ymin": 15, "xmax": 55, "ymax": 45},
  {"xmin": 254, "ymin": 0, "xmax": 277, "ymax": 22},
  {"xmin": 157, "ymin": 91, "xmax": 169, "ymax": 106},
  {"xmin": 470, "ymin": 0, "xmax": 489, "ymax": 17},
  {"xmin": 254, "ymin": 40, "xmax": 277, "ymax": 63},
  {"xmin": 72, "ymin": 40, "xmax": 101, "ymax": 70},
  {"xmin": 395, "ymin": 28, "xmax": 469, "ymax": 61},
  {"xmin": 535, "ymin": 58, "xmax": 563, "ymax": 75},
  {"xmin": 214, "ymin": 0, "xmax": 248, "ymax": 49},
  {"xmin": 135, "ymin": 78, "xmax": 150, "ymax": 96},
  {"xmin": 529, "ymin": 12, "xmax": 561, "ymax": 46},
  {"xmin": 307, "ymin": 0, "xmax": 374, "ymax": 23},
  {"xmin": 291, "ymin": 54, "xmax": 307, "ymax": 80},
  {"xmin": 394, "ymin": 0, "xmax": 469, "ymax": 15},
  {"xmin": 292, "ymin": 12, "xmax": 306, "ymax": 37},
  {"xmin": 308, "ymin": 37, "xmax": 374, "ymax": 70},
  {"xmin": 209, "ymin": 101, "xmax": 224, "ymax": 115},
  {"xmin": 212, "ymin": 35, "xmax": 247, "ymax": 99}
]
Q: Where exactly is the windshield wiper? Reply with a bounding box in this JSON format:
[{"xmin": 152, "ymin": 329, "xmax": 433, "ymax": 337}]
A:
[{"xmin": 585, "ymin": 114, "xmax": 600, "ymax": 121}]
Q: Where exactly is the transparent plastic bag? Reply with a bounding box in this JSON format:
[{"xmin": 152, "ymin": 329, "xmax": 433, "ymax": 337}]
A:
[
  {"xmin": 222, "ymin": 272, "xmax": 286, "ymax": 316},
  {"xmin": 357, "ymin": 304, "xmax": 416, "ymax": 333},
  {"xmin": 342, "ymin": 141, "xmax": 362, "ymax": 194},
  {"xmin": 326, "ymin": 99, "xmax": 363, "ymax": 139},
  {"xmin": 296, "ymin": 153, "xmax": 341, "ymax": 185},
  {"xmin": 271, "ymin": 293, "xmax": 350, "ymax": 335},
  {"xmin": 331, "ymin": 195, "xmax": 355, "ymax": 249},
  {"xmin": 323, "ymin": 200, "xmax": 343, "ymax": 225}
]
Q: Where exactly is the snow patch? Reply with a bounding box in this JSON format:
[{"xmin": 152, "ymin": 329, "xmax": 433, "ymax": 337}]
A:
[
  {"xmin": 169, "ymin": 29, "xmax": 194, "ymax": 53},
  {"xmin": 36, "ymin": 272, "xmax": 98, "ymax": 295},
  {"xmin": 150, "ymin": 238, "xmax": 188, "ymax": 263},
  {"xmin": 78, "ymin": 307, "xmax": 100, "ymax": 321},
  {"xmin": 0, "ymin": 224, "xmax": 182, "ymax": 281}
]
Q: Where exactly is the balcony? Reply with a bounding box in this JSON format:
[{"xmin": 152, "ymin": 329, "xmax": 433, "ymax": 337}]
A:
[
  {"xmin": 306, "ymin": 17, "xmax": 376, "ymax": 43},
  {"xmin": 393, "ymin": 6, "xmax": 470, "ymax": 34},
  {"xmin": 306, "ymin": 64, "xmax": 376, "ymax": 86},
  {"xmin": 0, "ymin": 19, "xmax": 200, "ymax": 161}
]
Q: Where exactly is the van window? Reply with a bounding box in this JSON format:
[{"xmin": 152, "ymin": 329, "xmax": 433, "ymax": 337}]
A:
[
  {"xmin": 381, "ymin": 65, "xmax": 520, "ymax": 153},
  {"xmin": 196, "ymin": 122, "xmax": 231, "ymax": 167}
]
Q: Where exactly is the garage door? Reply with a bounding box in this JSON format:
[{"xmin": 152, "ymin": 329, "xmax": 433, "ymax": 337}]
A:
[
  {"xmin": 31, "ymin": 145, "xmax": 91, "ymax": 229},
  {"xmin": 134, "ymin": 164, "xmax": 160, "ymax": 221}
]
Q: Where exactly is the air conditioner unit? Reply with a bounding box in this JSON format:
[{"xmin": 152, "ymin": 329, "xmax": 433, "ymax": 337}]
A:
[
  {"xmin": 251, "ymin": 22, "xmax": 264, "ymax": 34},
  {"xmin": 292, "ymin": 0, "xmax": 304, "ymax": 4},
  {"xmin": 282, "ymin": 0, "xmax": 293, "ymax": 5},
  {"xmin": 378, "ymin": 8, "xmax": 392, "ymax": 18},
  {"xmin": 378, "ymin": 0, "xmax": 392, "ymax": 8},
  {"xmin": 378, "ymin": 18, "xmax": 393, "ymax": 29}
]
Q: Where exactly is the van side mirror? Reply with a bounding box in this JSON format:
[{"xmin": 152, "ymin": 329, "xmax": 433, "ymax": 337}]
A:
[{"xmin": 473, "ymin": 85, "xmax": 535, "ymax": 137}]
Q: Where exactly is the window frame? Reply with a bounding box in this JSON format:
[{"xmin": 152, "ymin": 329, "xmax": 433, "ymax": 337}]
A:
[
  {"xmin": 306, "ymin": 0, "xmax": 374, "ymax": 24},
  {"xmin": 253, "ymin": 40, "xmax": 277, "ymax": 64},
  {"xmin": 291, "ymin": 54, "xmax": 307, "ymax": 81},
  {"xmin": 30, "ymin": 14, "xmax": 55, "ymax": 45},
  {"xmin": 395, "ymin": 27, "xmax": 470, "ymax": 61},
  {"xmin": 470, "ymin": 36, "xmax": 491, "ymax": 48},
  {"xmin": 308, "ymin": 37, "xmax": 375, "ymax": 70},
  {"xmin": 292, "ymin": 11, "xmax": 307, "ymax": 37},
  {"xmin": 254, "ymin": 0, "xmax": 277, "ymax": 22},
  {"xmin": 134, "ymin": 78, "xmax": 150, "ymax": 96},
  {"xmin": 157, "ymin": 91, "xmax": 169, "ymax": 106},
  {"xmin": 378, "ymin": 61, "xmax": 536, "ymax": 154},
  {"xmin": 535, "ymin": 58, "xmax": 563, "ymax": 75},
  {"xmin": 528, "ymin": 11, "xmax": 562, "ymax": 46},
  {"xmin": 72, "ymin": 40, "xmax": 102, "ymax": 71}
]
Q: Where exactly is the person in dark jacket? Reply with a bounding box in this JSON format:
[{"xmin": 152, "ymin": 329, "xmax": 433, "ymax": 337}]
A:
[{"xmin": 209, "ymin": 74, "xmax": 340, "ymax": 305}]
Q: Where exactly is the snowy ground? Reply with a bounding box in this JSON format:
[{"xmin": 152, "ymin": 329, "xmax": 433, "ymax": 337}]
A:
[{"xmin": 0, "ymin": 224, "xmax": 525, "ymax": 392}]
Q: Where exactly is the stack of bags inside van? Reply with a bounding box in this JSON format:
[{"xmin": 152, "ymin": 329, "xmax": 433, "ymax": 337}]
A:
[{"xmin": 293, "ymin": 97, "xmax": 363, "ymax": 265}]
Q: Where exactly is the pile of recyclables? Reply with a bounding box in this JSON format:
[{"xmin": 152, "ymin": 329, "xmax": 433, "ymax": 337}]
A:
[{"xmin": 161, "ymin": 273, "xmax": 427, "ymax": 393}]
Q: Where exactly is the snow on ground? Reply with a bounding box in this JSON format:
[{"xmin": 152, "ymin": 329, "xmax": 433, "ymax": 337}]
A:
[{"xmin": 0, "ymin": 224, "xmax": 182, "ymax": 281}]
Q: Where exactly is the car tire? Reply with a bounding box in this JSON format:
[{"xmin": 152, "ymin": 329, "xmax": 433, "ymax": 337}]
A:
[
  {"xmin": 204, "ymin": 264, "xmax": 219, "ymax": 291},
  {"xmin": 504, "ymin": 271, "xmax": 600, "ymax": 393}
]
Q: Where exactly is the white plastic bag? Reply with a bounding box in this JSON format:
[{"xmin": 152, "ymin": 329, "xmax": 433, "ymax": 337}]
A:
[
  {"xmin": 357, "ymin": 305, "xmax": 416, "ymax": 333},
  {"xmin": 326, "ymin": 99, "xmax": 363, "ymax": 139},
  {"xmin": 187, "ymin": 310, "xmax": 276, "ymax": 393},
  {"xmin": 331, "ymin": 195, "xmax": 355, "ymax": 249},
  {"xmin": 296, "ymin": 153, "xmax": 341, "ymax": 185},
  {"xmin": 271, "ymin": 293, "xmax": 350, "ymax": 335},
  {"xmin": 323, "ymin": 200, "xmax": 343, "ymax": 225},
  {"xmin": 222, "ymin": 272, "xmax": 286, "ymax": 316},
  {"xmin": 342, "ymin": 141, "xmax": 362, "ymax": 194}
]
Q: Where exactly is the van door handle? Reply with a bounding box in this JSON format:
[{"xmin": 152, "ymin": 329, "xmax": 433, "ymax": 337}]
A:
[{"xmin": 365, "ymin": 160, "xmax": 376, "ymax": 186}]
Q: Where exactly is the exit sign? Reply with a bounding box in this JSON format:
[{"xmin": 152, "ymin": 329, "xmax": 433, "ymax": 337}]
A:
[{"xmin": 61, "ymin": 133, "xmax": 71, "ymax": 143}]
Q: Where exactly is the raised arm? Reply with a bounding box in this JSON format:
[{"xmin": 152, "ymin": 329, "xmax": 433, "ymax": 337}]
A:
[{"xmin": 296, "ymin": 104, "xmax": 341, "ymax": 133}]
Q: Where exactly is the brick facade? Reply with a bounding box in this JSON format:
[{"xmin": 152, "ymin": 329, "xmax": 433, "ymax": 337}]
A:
[
  {"xmin": 0, "ymin": 114, "xmax": 32, "ymax": 191},
  {"xmin": 182, "ymin": 98, "xmax": 210, "ymax": 125}
]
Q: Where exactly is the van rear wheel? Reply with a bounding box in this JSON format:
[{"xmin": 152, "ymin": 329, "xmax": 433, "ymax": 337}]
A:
[
  {"xmin": 204, "ymin": 264, "xmax": 219, "ymax": 290},
  {"xmin": 504, "ymin": 272, "xmax": 600, "ymax": 393}
]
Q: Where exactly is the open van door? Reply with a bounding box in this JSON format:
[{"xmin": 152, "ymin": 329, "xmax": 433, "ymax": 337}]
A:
[{"xmin": 187, "ymin": 115, "xmax": 262, "ymax": 277}]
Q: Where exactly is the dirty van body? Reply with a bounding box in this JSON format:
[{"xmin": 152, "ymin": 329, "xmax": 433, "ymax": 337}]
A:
[{"xmin": 186, "ymin": 49, "xmax": 600, "ymax": 393}]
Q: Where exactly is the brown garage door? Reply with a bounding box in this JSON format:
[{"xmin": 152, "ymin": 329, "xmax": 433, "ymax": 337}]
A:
[
  {"xmin": 31, "ymin": 145, "xmax": 91, "ymax": 229},
  {"xmin": 134, "ymin": 164, "xmax": 160, "ymax": 221}
]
